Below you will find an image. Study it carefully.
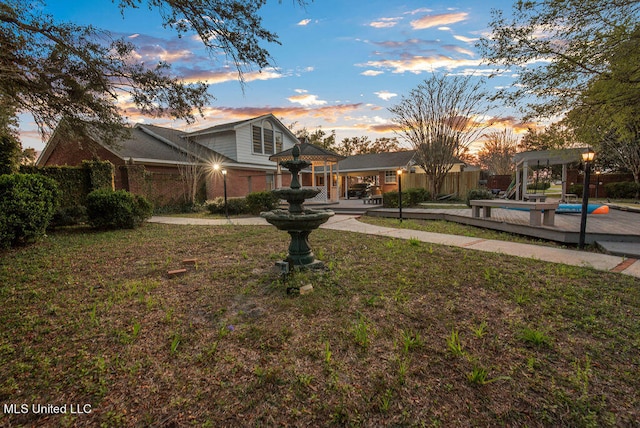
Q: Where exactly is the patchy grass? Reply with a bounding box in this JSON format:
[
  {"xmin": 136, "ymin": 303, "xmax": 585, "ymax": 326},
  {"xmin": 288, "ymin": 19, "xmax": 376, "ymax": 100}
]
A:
[
  {"xmin": 359, "ymin": 216, "xmax": 568, "ymax": 247},
  {"xmin": 1, "ymin": 224, "xmax": 639, "ymax": 426}
]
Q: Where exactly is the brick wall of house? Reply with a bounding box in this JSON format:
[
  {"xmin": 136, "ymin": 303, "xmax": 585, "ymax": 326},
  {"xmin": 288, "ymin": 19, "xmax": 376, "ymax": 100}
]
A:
[
  {"xmin": 121, "ymin": 164, "xmax": 189, "ymax": 207},
  {"xmin": 43, "ymin": 138, "xmax": 128, "ymax": 189},
  {"xmin": 206, "ymin": 169, "xmax": 291, "ymax": 199},
  {"xmin": 44, "ymin": 137, "xmax": 296, "ymax": 206}
]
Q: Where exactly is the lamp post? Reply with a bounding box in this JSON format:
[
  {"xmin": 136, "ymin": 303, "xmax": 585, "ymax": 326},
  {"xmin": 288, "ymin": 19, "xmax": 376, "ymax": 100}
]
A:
[
  {"xmin": 397, "ymin": 168, "xmax": 403, "ymax": 223},
  {"xmin": 213, "ymin": 163, "xmax": 229, "ymax": 218},
  {"xmin": 579, "ymin": 149, "xmax": 595, "ymax": 249},
  {"xmin": 221, "ymin": 169, "xmax": 228, "ymax": 218}
]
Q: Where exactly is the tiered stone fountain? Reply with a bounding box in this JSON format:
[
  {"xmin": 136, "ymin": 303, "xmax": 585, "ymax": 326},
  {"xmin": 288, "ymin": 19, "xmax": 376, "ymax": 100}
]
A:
[{"xmin": 261, "ymin": 145, "xmax": 334, "ymax": 268}]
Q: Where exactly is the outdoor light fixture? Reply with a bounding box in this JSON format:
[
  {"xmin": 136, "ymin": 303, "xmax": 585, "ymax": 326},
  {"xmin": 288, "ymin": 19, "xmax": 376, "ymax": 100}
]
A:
[
  {"xmin": 579, "ymin": 148, "xmax": 595, "ymax": 249},
  {"xmin": 582, "ymin": 149, "xmax": 595, "ymax": 163},
  {"xmin": 397, "ymin": 168, "xmax": 403, "ymax": 223},
  {"xmin": 221, "ymin": 169, "xmax": 228, "ymax": 218}
]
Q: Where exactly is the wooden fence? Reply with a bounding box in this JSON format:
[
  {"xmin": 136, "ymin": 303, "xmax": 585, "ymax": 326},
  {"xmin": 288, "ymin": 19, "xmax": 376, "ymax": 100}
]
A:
[{"xmin": 403, "ymin": 170, "xmax": 481, "ymax": 197}]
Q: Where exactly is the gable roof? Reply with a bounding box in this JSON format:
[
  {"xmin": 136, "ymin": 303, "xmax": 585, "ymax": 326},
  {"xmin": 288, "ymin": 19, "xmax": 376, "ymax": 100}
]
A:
[
  {"xmin": 337, "ymin": 150, "xmax": 416, "ymax": 173},
  {"xmin": 187, "ymin": 117, "xmax": 254, "ymax": 135},
  {"xmin": 270, "ymin": 142, "xmax": 346, "ymax": 163},
  {"xmin": 186, "ymin": 113, "xmax": 299, "ymax": 143},
  {"xmin": 37, "ymin": 123, "xmax": 232, "ymax": 166}
]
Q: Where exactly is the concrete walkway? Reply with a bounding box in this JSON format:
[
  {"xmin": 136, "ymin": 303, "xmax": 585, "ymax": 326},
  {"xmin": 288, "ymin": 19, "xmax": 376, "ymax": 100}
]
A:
[{"xmin": 148, "ymin": 215, "xmax": 640, "ymax": 279}]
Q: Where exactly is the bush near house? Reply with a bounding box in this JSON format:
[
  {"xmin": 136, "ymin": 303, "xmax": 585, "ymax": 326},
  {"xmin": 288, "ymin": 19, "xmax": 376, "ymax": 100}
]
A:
[
  {"xmin": 383, "ymin": 188, "xmax": 431, "ymax": 208},
  {"xmin": 206, "ymin": 197, "xmax": 248, "ymax": 216},
  {"xmin": 465, "ymin": 188, "xmax": 494, "ymax": 207},
  {"xmin": 245, "ymin": 191, "xmax": 281, "ymax": 214},
  {"xmin": 86, "ymin": 189, "xmax": 152, "ymax": 230},
  {"xmin": 0, "ymin": 173, "xmax": 60, "ymax": 248},
  {"xmin": 21, "ymin": 161, "xmax": 115, "ymax": 227},
  {"xmin": 206, "ymin": 191, "xmax": 280, "ymax": 216}
]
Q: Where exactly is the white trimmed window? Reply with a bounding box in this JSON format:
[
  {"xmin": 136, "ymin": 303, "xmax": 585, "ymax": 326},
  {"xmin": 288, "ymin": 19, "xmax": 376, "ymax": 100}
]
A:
[
  {"xmin": 252, "ymin": 120, "xmax": 282, "ymax": 155},
  {"xmin": 384, "ymin": 170, "xmax": 397, "ymax": 184}
]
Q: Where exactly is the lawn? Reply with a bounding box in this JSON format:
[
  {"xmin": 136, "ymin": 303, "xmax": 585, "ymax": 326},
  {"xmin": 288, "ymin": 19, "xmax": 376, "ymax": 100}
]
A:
[
  {"xmin": 1, "ymin": 223, "xmax": 639, "ymax": 427},
  {"xmin": 359, "ymin": 216, "xmax": 568, "ymax": 248}
]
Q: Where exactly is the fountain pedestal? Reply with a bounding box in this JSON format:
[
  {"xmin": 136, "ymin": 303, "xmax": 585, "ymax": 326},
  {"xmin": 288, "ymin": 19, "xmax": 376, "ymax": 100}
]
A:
[{"xmin": 261, "ymin": 145, "xmax": 334, "ymax": 268}]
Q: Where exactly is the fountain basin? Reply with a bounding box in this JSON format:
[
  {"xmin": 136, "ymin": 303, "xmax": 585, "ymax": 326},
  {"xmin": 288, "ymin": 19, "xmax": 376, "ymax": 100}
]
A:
[
  {"xmin": 261, "ymin": 209, "xmax": 334, "ymax": 231},
  {"xmin": 261, "ymin": 209, "xmax": 334, "ymax": 267},
  {"xmin": 271, "ymin": 188, "xmax": 321, "ymax": 214}
]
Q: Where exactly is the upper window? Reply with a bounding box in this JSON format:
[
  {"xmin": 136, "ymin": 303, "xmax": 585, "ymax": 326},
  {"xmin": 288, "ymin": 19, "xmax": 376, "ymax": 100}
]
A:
[{"xmin": 252, "ymin": 120, "xmax": 282, "ymax": 155}]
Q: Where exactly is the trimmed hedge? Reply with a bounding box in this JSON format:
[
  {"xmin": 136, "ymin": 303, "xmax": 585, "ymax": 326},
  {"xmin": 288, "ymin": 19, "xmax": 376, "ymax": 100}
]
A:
[
  {"xmin": 568, "ymin": 184, "xmax": 583, "ymax": 196},
  {"xmin": 0, "ymin": 174, "xmax": 60, "ymax": 248},
  {"xmin": 465, "ymin": 188, "xmax": 494, "ymax": 207},
  {"xmin": 206, "ymin": 197, "xmax": 248, "ymax": 215},
  {"xmin": 206, "ymin": 191, "xmax": 280, "ymax": 215},
  {"xmin": 86, "ymin": 189, "xmax": 152, "ymax": 229},
  {"xmin": 383, "ymin": 188, "xmax": 431, "ymax": 208},
  {"xmin": 245, "ymin": 191, "xmax": 280, "ymax": 214},
  {"xmin": 527, "ymin": 182, "xmax": 551, "ymax": 191},
  {"xmin": 21, "ymin": 161, "xmax": 114, "ymax": 209}
]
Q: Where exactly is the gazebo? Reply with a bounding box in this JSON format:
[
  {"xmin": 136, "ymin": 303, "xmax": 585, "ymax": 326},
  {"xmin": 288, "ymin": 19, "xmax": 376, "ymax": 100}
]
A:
[
  {"xmin": 270, "ymin": 141, "xmax": 345, "ymax": 203},
  {"xmin": 513, "ymin": 148, "xmax": 591, "ymax": 201}
]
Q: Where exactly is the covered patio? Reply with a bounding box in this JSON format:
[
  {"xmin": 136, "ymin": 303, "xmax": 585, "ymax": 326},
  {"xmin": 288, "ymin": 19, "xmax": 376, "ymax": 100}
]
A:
[{"xmin": 270, "ymin": 141, "xmax": 345, "ymax": 203}]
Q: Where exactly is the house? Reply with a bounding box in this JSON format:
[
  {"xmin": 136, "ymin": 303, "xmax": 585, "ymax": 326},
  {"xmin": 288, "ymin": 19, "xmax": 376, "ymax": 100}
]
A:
[
  {"xmin": 37, "ymin": 114, "xmax": 299, "ymax": 206},
  {"xmin": 337, "ymin": 150, "xmax": 417, "ymax": 196},
  {"xmin": 337, "ymin": 150, "xmax": 476, "ymax": 198}
]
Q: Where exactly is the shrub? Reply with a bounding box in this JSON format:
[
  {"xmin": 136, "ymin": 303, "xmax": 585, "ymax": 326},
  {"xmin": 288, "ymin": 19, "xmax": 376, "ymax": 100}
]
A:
[
  {"xmin": 245, "ymin": 191, "xmax": 280, "ymax": 214},
  {"xmin": 568, "ymin": 184, "xmax": 583, "ymax": 196},
  {"xmin": 383, "ymin": 188, "xmax": 431, "ymax": 208},
  {"xmin": 406, "ymin": 187, "xmax": 431, "ymax": 205},
  {"xmin": 527, "ymin": 182, "xmax": 551, "ymax": 191},
  {"xmin": 604, "ymin": 181, "xmax": 639, "ymax": 199},
  {"xmin": 86, "ymin": 189, "xmax": 153, "ymax": 229},
  {"xmin": 206, "ymin": 197, "xmax": 248, "ymax": 215},
  {"xmin": 0, "ymin": 174, "xmax": 60, "ymax": 248},
  {"xmin": 0, "ymin": 135, "xmax": 21, "ymax": 175},
  {"xmin": 466, "ymin": 188, "xmax": 494, "ymax": 207},
  {"xmin": 382, "ymin": 191, "xmax": 407, "ymax": 208},
  {"xmin": 51, "ymin": 205, "xmax": 88, "ymax": 227}
]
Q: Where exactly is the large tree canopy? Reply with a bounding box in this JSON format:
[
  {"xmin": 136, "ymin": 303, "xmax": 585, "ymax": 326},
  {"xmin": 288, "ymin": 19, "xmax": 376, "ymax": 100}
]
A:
[
  {"xmin": 479, "ymin": 0, "xmax": 640, "ymax": 119},
  {"xmin": 0, "ymin": 0, "xmax": 305, "ymax": 144},
  {"xmin": 389, "ymin": 74, "xmax": 491, "ymax": 199}
]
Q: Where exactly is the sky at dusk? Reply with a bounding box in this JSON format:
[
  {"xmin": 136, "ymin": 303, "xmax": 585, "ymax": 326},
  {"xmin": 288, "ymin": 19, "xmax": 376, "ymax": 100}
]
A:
[{"xmin": 20, "ymin": 0, "xmax": 535, "ymax": 153}]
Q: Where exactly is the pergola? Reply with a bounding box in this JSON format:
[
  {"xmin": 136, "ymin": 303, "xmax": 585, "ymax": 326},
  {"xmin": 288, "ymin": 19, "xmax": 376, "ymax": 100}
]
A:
[
  {"xmin": 270, "ymin": 141, "xmax": 345, "ymax": 203},
  {"xmin": 513, "ymin": 148, "xmax": 590, "ymax": 201}
]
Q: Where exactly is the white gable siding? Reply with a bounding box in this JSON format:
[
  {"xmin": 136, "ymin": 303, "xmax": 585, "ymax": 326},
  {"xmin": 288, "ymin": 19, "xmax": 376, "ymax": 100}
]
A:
[
  {"xmin": 193, "ymin": 131, "xmax": 237, "ymax": 161},
  {"xmin": 235, "ymin": 124, "xmax": 265, "ymax": 165},
  {"xmin": 235, "ymin": 121, "xmax": 297, "ymax": 166}
]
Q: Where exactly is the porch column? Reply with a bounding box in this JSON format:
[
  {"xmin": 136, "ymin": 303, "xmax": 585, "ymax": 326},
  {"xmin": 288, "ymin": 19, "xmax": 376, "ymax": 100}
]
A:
[
  {"xmin": 515, "ymin": 161, "xmax": 521, "ymax": 200},
  {"xmin": 323, "ymin": 160, "xmax": 328, "ymax": 202},
  {"xmin": 522, "ymin": 160, "xmax": 528, "ymax": 199},
  {"xmin": 345, "ymin": 175, "xmax": 349, "ymax": 199},
  {"xmin": 276, "ymin": 164, "xmax": 282, "ymax": 189},
  {"xmin": 561, "ymin": 163, "xmax": 568, "ymax": 202},
  {"xmin": 336, "ymin": 162, "xmax": 341, "ymax": 200}
]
